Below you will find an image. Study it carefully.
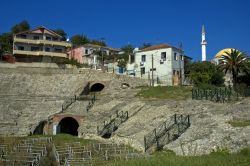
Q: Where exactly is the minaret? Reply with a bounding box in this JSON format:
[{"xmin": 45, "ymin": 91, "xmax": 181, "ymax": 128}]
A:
[{"xmin": 201, "ymin": 25, "xmax": 207, "ymax": 61}]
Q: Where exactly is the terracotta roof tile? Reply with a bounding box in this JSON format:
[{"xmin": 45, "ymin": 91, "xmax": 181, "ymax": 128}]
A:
[{"xmin": 140, "ymin": 44, "xmax": 172, "ymax": 52}]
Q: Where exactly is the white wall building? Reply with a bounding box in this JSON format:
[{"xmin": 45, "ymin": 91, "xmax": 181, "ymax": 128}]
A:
[{"xmin": 134, "ymin": 44, "xmax": 184, "ymax": 86}]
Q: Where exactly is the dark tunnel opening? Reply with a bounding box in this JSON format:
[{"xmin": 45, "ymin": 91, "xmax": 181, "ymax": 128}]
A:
[
  {"xmin": 90, "ymin": 83, "xmax": 105, "ymax": 92},
  {"xmin": 58, "ymin": 117, "xmax": 79, "ymax": 136},
  {"xmin": 33, "ymin": 121, "xmax": 47, "ymax": 135}
]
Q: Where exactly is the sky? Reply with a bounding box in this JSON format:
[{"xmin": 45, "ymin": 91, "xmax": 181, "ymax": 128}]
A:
[{"xmin": 1, "ymin": 0, "xmax": 250, "ymax": 60}]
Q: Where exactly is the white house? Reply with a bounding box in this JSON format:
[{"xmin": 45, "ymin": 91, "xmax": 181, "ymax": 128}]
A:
[{"xmin": 134, "ymin": 44, "xmax": 184, "ymax": 86}]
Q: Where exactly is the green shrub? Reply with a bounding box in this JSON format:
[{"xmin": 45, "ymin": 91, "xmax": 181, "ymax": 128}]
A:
[{"xmin": 188, "ymin": 61, "xmax": 225, "ymax": 87}]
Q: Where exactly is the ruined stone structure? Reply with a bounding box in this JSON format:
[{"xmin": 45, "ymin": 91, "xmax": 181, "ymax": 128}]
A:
[
  {"xmin": 1, "ymin": 65, "xmax": 250, "ymax": 155},
  {"xmin": 0, "ymin": 66, "xmax": 148, "ymax": 137}
]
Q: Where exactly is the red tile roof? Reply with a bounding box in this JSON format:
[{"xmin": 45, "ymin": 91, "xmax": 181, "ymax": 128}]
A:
[{"xmin": 139, "ymin": 44, "xmax": 172, "ymax": 52}]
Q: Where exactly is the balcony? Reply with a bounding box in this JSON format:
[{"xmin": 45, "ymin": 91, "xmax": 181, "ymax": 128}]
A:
[
  {"xmin": 13, "ymin": 50, "xmax": 68, "ymax": 58},
  {"xmin": 14, "ymin": 37, "xmax": 72, "ymax": 47}
]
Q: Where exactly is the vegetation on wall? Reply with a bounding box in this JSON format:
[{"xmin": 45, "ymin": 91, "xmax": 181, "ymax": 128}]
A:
[{"xmin": 53, "ymin": 57, "xmax": 89, "ymax": 68}]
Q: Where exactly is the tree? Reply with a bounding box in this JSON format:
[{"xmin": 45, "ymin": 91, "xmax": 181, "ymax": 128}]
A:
[
  {"xmin": 188, "ymin": 61, "xmax": 225, "ymax": 87},
  {"xmin": 90, "ymin": 39, "xmax": 106, "ymax": 46},
  {"xmin": 11, "ymin": 20, "xmax": 30, "ymax": 34},
  {"xmin": 53, "ymin": 29, "xmax": 67, "ymax": 41},
  {"xmin": 114, "ymin": 45, "xmax": 131, "ymax": 69},
  {"xmin": 0, "ymin": 32, "xmax": 13, "ymax": 53},
  {"xmin": 117, "ymin": 44, "xmax": 134, "ymax": 67},
  {"xmin": 70, "ymin": 35, "xmax": 89, "ymax": 47},
  {"xmin": 218, "ymin": 49, "xmax": 250, "ymax": 88},
  {"xmin": 0, "ymin": 20, "xmax": 30, "ymax": 54}
]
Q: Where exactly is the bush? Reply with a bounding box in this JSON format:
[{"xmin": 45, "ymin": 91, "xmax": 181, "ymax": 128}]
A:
[
  {"xmin": 188, "ymin": 61, "xmax": 225, "ymax": 87},
  {"xmin": 54, "ymin": 58, "xmax": 90, "ymax": 68}
]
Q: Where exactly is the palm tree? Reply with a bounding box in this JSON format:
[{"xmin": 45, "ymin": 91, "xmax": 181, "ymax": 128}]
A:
[{"xmin": 218, "ymin": 49, "xmax": 250, "ymax": 88}]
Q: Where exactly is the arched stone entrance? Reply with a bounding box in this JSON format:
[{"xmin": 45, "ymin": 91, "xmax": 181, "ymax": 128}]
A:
[
  {"xmin": 33, "ymin": 121, "xmax": 47, "ymax": 135},
  {"xmin": 58, "ymin": 117, "xmax": 79, "ymax": 136},
  {"xmin": 90, "ymin": 83, "xmax": 105, "ymax": 92}
]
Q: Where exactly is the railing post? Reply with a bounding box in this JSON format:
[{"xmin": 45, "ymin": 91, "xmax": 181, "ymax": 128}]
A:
[
  {"xmin": 164, "ymin": 121, "xmax": 167, "ymax": 132},
  {"xmin": 174, "ymin": 114, "xmax": 177, "ymax": 124},
  {"xmin": 154, "ymin": 128, "xmax": 158, "ymax": 149},
  {"xmin": 154, "ymin": 128, "xmax": 157, "ymax": 139}
]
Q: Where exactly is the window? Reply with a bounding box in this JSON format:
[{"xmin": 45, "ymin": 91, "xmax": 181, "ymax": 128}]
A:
[
  {"xmin": 46, "ymin": 36, "xmax": 52, "ymax": 40},
  {"xmin": 141, "ymin": 55, "xmax": 146, "ymax": 62},
  {"xmin": 31, "ymin": 46, "xmax": 40, "ymax": 51},
  {"xmin": 52, "ymin": 37, "xmax": 58, "ymax": 41},
  {"xmin": 180, "ymin": 55, "xmax": 184, "ymax": 60},
  {"xmin": 18, "ymin": 46, "xmax": 24, "ymax": 50},
  {"xmin": 102, "ymin": 50, "xmax": 107, "ymax": 55},
  {"xmin": 54, "ymin": 48, "xmax": 62, "ymax": 52},
  {"xmin": 177, "ymin": 71, "xmax": 180, "ymax": 76},
  {"xmin": 17, "ymin": 34, "xmax": 27, "ymax": 39},
  {"xmin": 45, "ymin": 47, "xmax": 50, "ymax": 52},
  {"xmin": 173, "ymin": 70, "xmax": 176, "ymax": 75},
  {"xmin": 33, "ymin": 36, "xmax": 40, "ymax": 40},
  {"xmin": 161, "ymin": 52, "xmax": 166, "ymax": 61},
  {"xmin": 85, "ymin": 49, "xmax": 89, "ymax": 54},
  {"xmin": 174, "ymin": 53, "xmax": 178, "ymax": 61},
  {"xmin": 141, "ymin": 67, "xmax": 145, "ymax": 75}
]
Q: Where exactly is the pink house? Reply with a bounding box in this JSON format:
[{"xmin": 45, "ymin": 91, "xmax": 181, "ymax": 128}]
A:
[
  {"xmin": 68, "ymin": 47, "xmax": 84, "ymax": 64},
  {"xmin": 69, "ymin": 44, "xmax": 120, "ymax": 67}
]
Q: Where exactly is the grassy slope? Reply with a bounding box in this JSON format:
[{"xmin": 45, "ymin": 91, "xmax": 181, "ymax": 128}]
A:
[
  {"xmin": 2, "ymin": 135, "xmax": 249, "ymax": 166},
  {"xmin": 137, "ymin": 86, "xmax": 192, "ymax": 100},
  {"xmin": 227, "ymin": 120, "xmax": 250, "ymax": 127},
  {"xmin": 108, "ymin": 149, "xmax": 250, "ymax": 166}
]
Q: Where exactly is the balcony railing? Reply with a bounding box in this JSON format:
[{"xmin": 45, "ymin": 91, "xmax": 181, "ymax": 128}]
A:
[
  {"xmin": 13, "ymin": 50, "xmax": 68, "ymax": 58},
  {"xmin": 14, "ymin": 37, "xmax": 72, "ymax": 47}
]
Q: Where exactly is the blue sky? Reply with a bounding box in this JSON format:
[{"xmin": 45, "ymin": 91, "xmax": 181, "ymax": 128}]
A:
[{"xmin": 1, "ymin": 0, "xmax": 250, "ymax": 60}]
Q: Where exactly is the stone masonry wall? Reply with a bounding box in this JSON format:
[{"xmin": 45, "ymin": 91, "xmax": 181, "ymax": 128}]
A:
[{"xmin": 0, "ymin": 66, "xmax": 148, "ymax": 135}]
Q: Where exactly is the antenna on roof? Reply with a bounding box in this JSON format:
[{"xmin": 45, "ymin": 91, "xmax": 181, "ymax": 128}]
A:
[{"xmin": 178, "ymin": 42, "xmax": 183, "ymax": 51}]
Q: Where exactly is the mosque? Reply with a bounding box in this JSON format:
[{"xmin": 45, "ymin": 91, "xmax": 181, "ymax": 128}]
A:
[
  {"xmin": 200, "ymin": 25, "xmax": 237, "ymax": 64},
  {"xmin": 201, "ymin": 25, "xmax": 236, "ymax": 86}
]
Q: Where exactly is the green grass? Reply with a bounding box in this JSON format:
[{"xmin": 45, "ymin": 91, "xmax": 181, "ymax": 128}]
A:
[
  {"xmin": 1, "ymin": 135, "xmax": 250, "ymax": 166},
  {"xmin": 27, "ymin": 134, "xmax": 96, "ymax": 146},
  {"xmin": 107, "ymin": 148, "xmax": 250, "ymax": 166},
  {"xmin": 227, "ymin": 120, "xmax": 250, "ymax": 127},
  {"xmin": 137, "ymin": 86, "xmax": 192, "ymax": 100}
]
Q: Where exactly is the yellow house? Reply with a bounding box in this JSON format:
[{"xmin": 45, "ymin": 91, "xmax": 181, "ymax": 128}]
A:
[{"xmin": 13, "ymin": 26, "xmax": 72, "ymax": 62}]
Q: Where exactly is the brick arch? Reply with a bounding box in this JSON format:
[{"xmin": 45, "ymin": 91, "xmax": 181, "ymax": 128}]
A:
[{"xmin": 53, "ymin": 114, "xmax": 82, "ymax": 125}]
